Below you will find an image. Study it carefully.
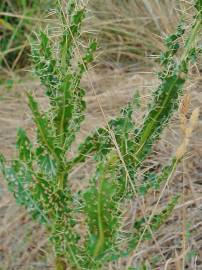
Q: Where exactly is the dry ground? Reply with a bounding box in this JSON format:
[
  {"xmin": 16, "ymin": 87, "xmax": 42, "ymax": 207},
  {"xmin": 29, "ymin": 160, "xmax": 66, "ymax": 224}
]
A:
[{"xmin": 0, "ymin": 66, "xmax": 202, "ymax": 269}]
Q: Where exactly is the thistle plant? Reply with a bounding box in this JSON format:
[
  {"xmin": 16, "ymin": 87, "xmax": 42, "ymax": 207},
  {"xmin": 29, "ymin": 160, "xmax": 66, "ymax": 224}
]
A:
[{"xmin": 0, "ymin": 1, "xmax": 202, "ymax": 270}]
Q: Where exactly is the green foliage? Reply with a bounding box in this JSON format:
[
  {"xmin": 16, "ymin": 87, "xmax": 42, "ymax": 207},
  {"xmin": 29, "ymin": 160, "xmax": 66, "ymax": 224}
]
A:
[
  {"xmin": 0, "ymin": 1, "xmax": 202, "ymax": 270},
  {"xmin": 83, "ymin": 153, "xmax": 123, "ymax": 260}
]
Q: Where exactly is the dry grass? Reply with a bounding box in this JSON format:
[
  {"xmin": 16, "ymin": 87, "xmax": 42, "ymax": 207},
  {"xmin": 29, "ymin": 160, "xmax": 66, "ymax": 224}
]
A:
[
  {"xmin": 87, "ymin": 0, "xmax": 192, "ymax": 68},
  {"xmin": 0, "ymin": 0, "xmax": 55, "ymax": 79}
]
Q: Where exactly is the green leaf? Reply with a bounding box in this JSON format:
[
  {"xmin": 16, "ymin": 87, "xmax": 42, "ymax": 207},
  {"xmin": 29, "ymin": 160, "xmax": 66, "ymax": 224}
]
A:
[
  {"xmin": 16, "ymin": 128, "xmax": 33, "ymax": 164},
  {"xmin": 32, "ymin": 31, "xmax": 58, "ymax": 98},
  {"xmin": 83, "ymin": 158, "xmax": 121, "ymax": 259},
  {"xmin": 27, "ymin": 93, "xmax": 61, "ymax": 160},
  {"xmin": 134, "ymin": 75, "xmax": 185, "ymax": 166},
  {"xmin": 59, "ymin": 9, "xmax": 85, "ymax": 72}
]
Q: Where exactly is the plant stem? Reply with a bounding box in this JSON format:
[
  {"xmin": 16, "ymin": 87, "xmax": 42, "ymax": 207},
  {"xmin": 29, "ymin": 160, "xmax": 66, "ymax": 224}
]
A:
[
  {"xmin": 181, "ymin": 18, "xmax": 202, "ymax": 63},
  {"xmin": 93, "ymin": 176, "xmax": 105, "ymax": 258}
]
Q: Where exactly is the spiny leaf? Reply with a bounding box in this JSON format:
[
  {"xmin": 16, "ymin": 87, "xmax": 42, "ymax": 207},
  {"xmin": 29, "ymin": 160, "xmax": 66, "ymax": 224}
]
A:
[
  {"xmin": 27, "ymin": 93, "xmax": 61, "ymax": 160},
  {"xmin": 83, "ymin": 156, "xmax": 122, "ymax": 259},
  {"xmin": 32, "ymin": 31, "xmax": 58, "ymax": 97},
  {"xmin": 16, "ymin": 128, "xmax": 33, "ymax": 164},
  {"xmin": 59, "ymin": 8, "xmax": 85, "ymax": 72},
  {"xmin": 133, "ymin": 75, "xmax": 185, "ymax": 167}
]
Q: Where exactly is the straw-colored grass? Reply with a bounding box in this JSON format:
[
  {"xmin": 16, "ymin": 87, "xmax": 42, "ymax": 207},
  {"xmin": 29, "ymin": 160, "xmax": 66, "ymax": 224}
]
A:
[
  {"xmin": 0, "ymin": 0, "xmax": 53, "ymax": 78},
  {"xmin": 88, "ymin": 0, "xmax": 193, "ymax": 67}
]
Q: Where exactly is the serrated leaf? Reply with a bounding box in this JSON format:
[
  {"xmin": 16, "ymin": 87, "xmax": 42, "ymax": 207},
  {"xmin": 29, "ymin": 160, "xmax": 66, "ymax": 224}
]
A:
[
  {"xmin": 134, "ymin": 75, "xmax": 185, "ymax": 166},
  {"xmin": 27, "ymin": 93, "xmax": 61, "ymax": 160},
  {"xmin": 16, "ymin": 128, "xmax": 33, "ymax": 164},
  {"xmin": 32, "ymin": 31, "xmax": 58, "ymax": 97},
  {"xmin": 83, "ymin": 160, "xmax": 121, "ymax": 259}
]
